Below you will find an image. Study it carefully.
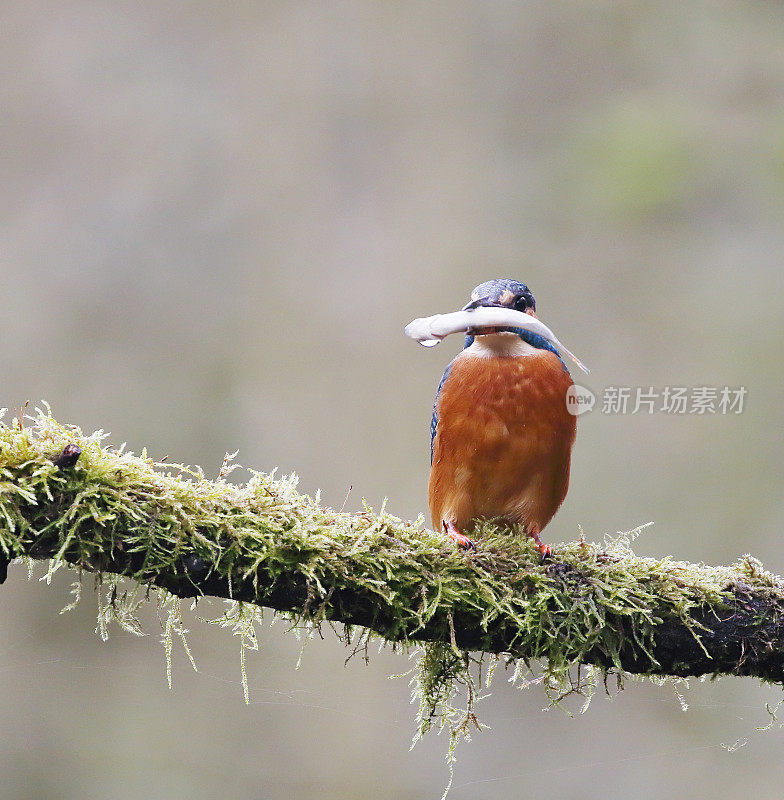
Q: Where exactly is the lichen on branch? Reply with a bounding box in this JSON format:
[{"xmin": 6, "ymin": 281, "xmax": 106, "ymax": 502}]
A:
[{"xmin": 1, "ymin": 406, "xmax": 784, "ymax": 749}]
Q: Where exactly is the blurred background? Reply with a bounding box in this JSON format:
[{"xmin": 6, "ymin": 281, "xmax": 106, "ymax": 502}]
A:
[{"xmin": 2, "ymin": 2, "xmax": 784, "ymax": 798}]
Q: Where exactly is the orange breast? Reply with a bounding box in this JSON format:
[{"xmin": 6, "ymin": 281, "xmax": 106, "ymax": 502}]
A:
[{"xmin": 428, "ymin": 345, "xmax": 576, "ymax": 535}]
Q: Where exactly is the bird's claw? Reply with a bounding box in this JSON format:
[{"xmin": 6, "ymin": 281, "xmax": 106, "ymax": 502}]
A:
[
  {"xmin": 444, "ymin": 522, "xmax": 476, "ymax": 551},
  {"xmin": 537, "ymin": 542, "xmax": 552, "ymax": 562},
  {"xmin": 450, "ymin": 531, "xmax": 476, "ymax": 551}
]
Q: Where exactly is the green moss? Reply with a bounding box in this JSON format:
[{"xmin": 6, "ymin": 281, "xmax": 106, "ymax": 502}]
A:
[{"xmin": 0, "ymin": 406, "xmax": 782, "ymax": 780}]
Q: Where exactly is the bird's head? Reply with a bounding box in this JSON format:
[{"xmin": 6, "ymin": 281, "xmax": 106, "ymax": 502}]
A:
[
  {"xmin": 404, "ymin": 276, "xmax": 589, "ymax": 372},
  {"xmin": 462, "ymin": 279, "xmax": 537, "ymax": 335}
]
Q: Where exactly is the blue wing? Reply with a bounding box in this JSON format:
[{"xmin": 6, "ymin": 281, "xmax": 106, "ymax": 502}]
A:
[
  {"xmin": 430, "ymin": 362, "xmax": 453, "ymax": 464},
  {"xmin": 430, "ymin": 334, "xmax": 473, "ymax": 464}
]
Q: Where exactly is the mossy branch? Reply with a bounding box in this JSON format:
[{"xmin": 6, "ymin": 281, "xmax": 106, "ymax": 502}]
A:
[{"xmin": 1, "ymin": 409, "xmax": 784, "ymax": 688}]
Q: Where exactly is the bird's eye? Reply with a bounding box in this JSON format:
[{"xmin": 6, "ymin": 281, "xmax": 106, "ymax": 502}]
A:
[{"xmin": 513, "ymin": 294, "xmax": 530, "ymax": 311}]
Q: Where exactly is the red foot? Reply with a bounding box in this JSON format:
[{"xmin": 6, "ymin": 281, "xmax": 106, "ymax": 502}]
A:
[
  {"xmin": 444, "ymin": 521, "xmax": 476, "ymax": 551},
  {"xmin": 530, "ymin": 530, "xmax": 552, "ymax": 562}
]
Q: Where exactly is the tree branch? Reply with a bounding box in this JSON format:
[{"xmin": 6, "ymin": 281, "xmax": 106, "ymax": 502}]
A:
[{"xmin": 1, "ymin": 410, "xmax": 783, "ymax": 685}]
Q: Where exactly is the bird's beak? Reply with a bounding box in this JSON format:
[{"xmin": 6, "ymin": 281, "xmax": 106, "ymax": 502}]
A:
[
  {"xmin": 462, "ymin": 296, "xmax": 508, "ymax": 336},
  {"xmin": 462, "ymin": 297, "xmax": 537, "ymax": 317},
  {"xmin": 461, "ymin": 297, "xmax": 496, "ymax": 311}
]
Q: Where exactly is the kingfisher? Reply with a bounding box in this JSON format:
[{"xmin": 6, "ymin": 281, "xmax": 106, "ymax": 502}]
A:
[{"xmin": 427, "ymin": 279, "xmax": 577, "ymax": 558}]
